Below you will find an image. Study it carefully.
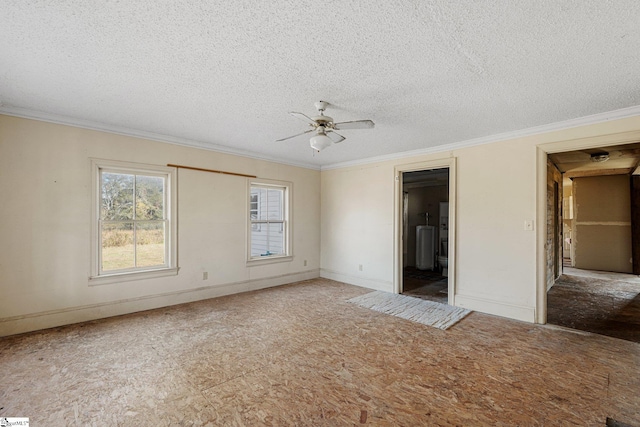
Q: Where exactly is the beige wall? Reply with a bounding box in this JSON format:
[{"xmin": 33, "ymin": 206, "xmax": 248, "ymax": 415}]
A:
[
  {"xmin": 321, "ymin": 115, "xmax": 640, "ymax": 323},
  {"xmin": 573, "ymin": 175, "xmax": 632, "ymax": 273},
  {"xmin": 320, "ymin": 163, "xmax": 396, "ymax": 291},
  {"xmin": 0, "ymin": 115, "xmax": 321, "ymax": 335},
  {"xmin": 321, "ymin": 141, "xmax": 539, "ymax": 321},
  {"xmin": 4, "ymin": 112, "xmax": 640, "ymax": 333}
]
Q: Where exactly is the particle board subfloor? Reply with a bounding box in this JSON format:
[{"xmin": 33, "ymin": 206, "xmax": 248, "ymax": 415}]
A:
[
  {"xmin": 547, "ymin": 268, "xmax": 640, "ymax": 343},
  {"xmin": 1, "ymin": 278, "xmax": 639, "ymax": 425}
]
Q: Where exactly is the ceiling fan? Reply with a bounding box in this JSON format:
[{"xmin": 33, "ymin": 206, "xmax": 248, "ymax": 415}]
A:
[{"xmin": 276, "ymin": 101, "xmax": 375, "ymax": 151}]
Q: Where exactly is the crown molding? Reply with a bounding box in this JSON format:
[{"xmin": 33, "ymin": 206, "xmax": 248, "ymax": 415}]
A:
[
  {"xmin": 0, "ymin": 106, "xmax": 321, "ymax": 171},
  {"xmin": 3, "ymin": 104, "xmax": 640, "ymax": 173},
  {"xmin": 321, "ymin": 104, "xmax": 640, "ymax": 171}
]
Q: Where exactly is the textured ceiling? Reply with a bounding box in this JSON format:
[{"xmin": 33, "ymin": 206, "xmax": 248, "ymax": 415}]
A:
[
  {"xmin": 1, "ymin": 1, "xmax": 640, "ymax": 169},
  {"xmin": 549, "ymin": 142, "xmax": 640, "ymax": 177}
]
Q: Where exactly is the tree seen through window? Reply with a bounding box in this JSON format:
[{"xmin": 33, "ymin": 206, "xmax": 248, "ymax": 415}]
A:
[{"xmin": 100, "ymin": 172, "xmax": 166, "ymax": 272}]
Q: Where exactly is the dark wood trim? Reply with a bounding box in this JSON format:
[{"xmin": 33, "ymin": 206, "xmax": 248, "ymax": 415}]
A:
[
  {"xmin": 167, "ymin": 164, "xmax": 257, "ymax": 178},
  {"xmin": 554, "ymin": 180, "xmax": 561, "ymax": 279},
  {"xmin": 630, "ymin": 175, "xmax": 640, "ymax": 274}
]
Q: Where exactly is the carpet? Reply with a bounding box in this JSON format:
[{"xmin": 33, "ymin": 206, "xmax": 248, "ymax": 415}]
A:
[{"xmin": 347, "ymin": 291, "xmax": 471, "ymax": 330}]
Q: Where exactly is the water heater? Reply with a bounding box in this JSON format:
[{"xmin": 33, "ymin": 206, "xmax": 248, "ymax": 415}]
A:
[{"xmin": 416, "ymin": 225, "xmax": 435, "ymax": 270}]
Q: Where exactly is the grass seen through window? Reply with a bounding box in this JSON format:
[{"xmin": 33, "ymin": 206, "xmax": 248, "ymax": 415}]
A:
[{"xmin": 101, "ymin": 228, "xmax": 165, "ymax": 271}]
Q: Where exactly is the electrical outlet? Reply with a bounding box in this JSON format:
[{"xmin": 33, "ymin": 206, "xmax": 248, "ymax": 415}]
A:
[
  {"xmin": 203, "ymin": 272, "xmax": 208, "ymax": 280},
  {"xmin": 359, "ymin": 264, "xmax": 363, "ymax": 271}
]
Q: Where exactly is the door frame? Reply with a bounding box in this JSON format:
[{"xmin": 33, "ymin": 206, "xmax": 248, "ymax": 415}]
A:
[
  {"xmin": 536, "ymin": 128, "xmax": 640, "ymax": 323},
  {"xmin": 394, "ymin": 157, "xmax": 457, "ymax": 305}
]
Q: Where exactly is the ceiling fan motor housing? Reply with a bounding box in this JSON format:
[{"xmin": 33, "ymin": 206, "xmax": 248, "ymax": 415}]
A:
[{"xmin": 312, "ymin": 115, "xmax": 334, "ymax": 126}]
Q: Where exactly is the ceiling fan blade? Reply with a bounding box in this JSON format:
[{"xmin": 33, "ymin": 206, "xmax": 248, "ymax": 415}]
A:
[
  {"xmin": 275, "ymin": 128, "xmax": 314, "ymax": 142},
  {"xmin": 333, "ymin": 120, "xmax": 375, "ymax": 130},
  {"xmin": 289, "ymin": 112, "xmax": 317, "ymax": 125},
  {"xmin": 327, "ymin": 131, "xmax": 345, "ymax": 143}
]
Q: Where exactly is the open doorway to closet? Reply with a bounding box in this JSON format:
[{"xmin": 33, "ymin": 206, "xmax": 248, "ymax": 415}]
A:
[{"xmin": 395, "ymin": 159, "xmax": 455, "ymax": 305}]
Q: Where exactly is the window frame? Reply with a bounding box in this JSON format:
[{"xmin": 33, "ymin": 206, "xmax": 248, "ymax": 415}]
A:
[
  {"xmin": 247, "ymin": 178, "xmax": 293, "ymax": 265},
  {"xmin": 90, "ymin": 159, "xmax": 178, "ymax": 285}
]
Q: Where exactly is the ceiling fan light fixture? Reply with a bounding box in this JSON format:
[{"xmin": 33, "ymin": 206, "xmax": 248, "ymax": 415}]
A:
[
  {"xmin": 590, "ymin": 152, "xmax": 610, "ymax": 163},
  {"xmin": 309, "ymin": 132, "xmax": 333, "ymax": 151},
  {"xmin": 276, "ymin": 101, "xmax": 375, "ymax": 152}
]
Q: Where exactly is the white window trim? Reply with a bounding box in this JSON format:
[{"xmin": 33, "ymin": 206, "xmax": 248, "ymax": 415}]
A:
[
  {"xmin": 89, "ymin": 159, "xmax": 178, "ymax": 285},
  {"xmin": 247, "ymin": 178, "xmax": 293, "ymax": 265}
]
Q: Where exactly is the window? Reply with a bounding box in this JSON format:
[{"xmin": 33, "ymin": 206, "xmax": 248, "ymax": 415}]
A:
[
  {"xmin": 90, "ymin": 160, "xmax": 177, "ymax": 283},
  {"xmin": 250, "ymin": 193, "xmax": 259, "ymax": 231},
  {"xmin": 248, "ymin": 179, "xmax": 292, "ymax": 263}
]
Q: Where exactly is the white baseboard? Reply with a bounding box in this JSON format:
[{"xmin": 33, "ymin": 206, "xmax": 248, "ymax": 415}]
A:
[
  {"xmin": 0, "ymin": 269, "xmax": 319, "ymax": 337},
  {"xmin": 320, "ymin": 268, "xmax": 393, "ymax": 292},
  {"xmin": 454, "ymin": 293, "xmax": 536, "ymax": 323}
]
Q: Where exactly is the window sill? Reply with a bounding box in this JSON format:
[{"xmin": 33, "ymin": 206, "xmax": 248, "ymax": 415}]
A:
[
  {"xmin": 246, "ymin": 255, "xmax": 293, "ymax": 267},
  {"xmin": 89, "ymin": 267, "xmax": 179, "ymax": 286}
]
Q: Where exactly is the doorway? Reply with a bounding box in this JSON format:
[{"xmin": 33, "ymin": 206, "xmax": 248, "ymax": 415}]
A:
[
  {"xmin": 401, "ymin": 168, "xmax": 449, "ymax": 303},
  {"xmin": 545, "ymin": 144, "xmax": 640, "ymax": 343},
  {"xmin": 394, "ymin": 158, "xmax": 457, "ymax": 305}
]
